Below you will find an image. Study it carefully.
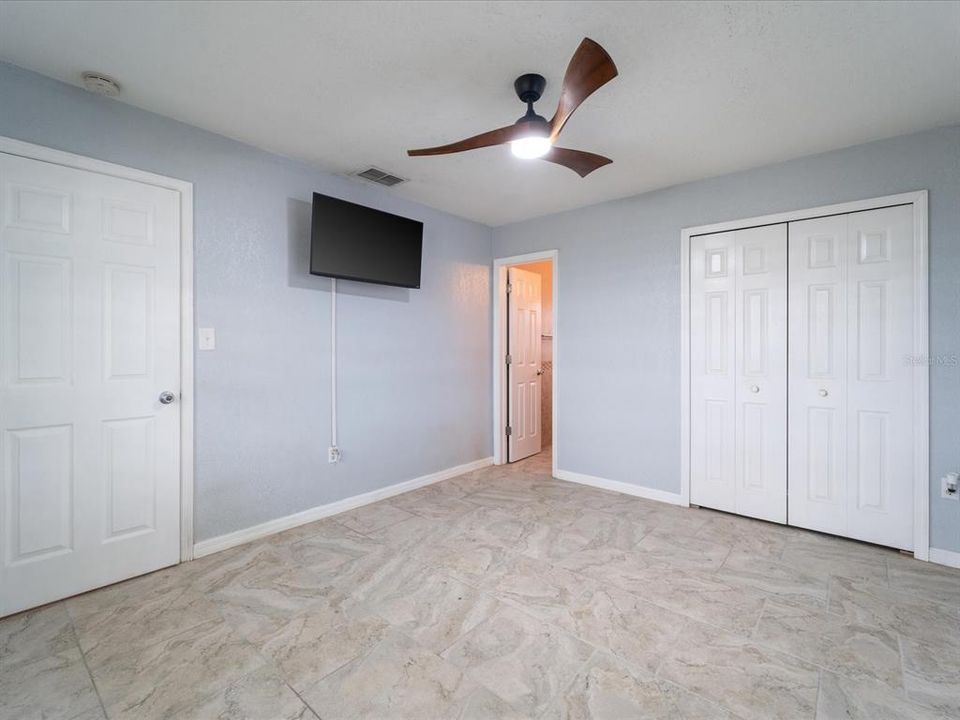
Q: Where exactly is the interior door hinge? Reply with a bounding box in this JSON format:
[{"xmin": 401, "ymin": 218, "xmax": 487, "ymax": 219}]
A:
[
  {"xmin": 505, "ymin": 353, "xmax": 512, "ymax": 365},
  {"xmin": 505, "ymin": 425, "xmax": 512, "ymax": 437},
  {"xmin": 506, "ymin": 282, "xmax": 512, "ymax": 294}
]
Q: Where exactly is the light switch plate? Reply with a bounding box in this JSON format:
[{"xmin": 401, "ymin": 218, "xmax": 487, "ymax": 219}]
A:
[{"xmin": 198, "ymin": 327, "xmax": 216, "ymax": 351}]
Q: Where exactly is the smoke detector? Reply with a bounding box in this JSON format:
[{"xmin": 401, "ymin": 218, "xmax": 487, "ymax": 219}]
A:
[{"xmin": 81, "ymin": 72, "xmax": 121, "ymax": 97}]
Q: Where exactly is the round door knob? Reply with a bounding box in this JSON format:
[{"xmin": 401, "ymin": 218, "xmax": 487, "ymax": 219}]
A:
[
  {"xmin": 750, "ymin": 385, "xmax": 759, "ymax": 393},
  {"xmin": 536, "ymin": 369, "xmax": 544, "ymax": 376},
  {"xmin": 819, "ymin": 389, "xmax": 829, "ymax": 397},
  {"xmin": 159, "ymin": 391, "xmax": 176, "ymax": 405}
]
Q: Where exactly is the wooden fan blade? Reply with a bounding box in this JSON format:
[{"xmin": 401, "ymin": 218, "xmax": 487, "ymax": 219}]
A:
[
  {"xmin": 549, "ymin": 38, "xmax": 618, "ymax": 140},
  {"xmin": 540, "ymin": 147, "xmax": 612, "ymax": 177},
  {"xmin": 407, "ymin": 124, "xmax": 525, "ymax": 156}
]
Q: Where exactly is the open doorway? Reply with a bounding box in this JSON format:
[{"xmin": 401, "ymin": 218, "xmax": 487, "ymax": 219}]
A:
[{"xmin": 492, "ymin": 250, "xmax": 557, "ymax": 476}]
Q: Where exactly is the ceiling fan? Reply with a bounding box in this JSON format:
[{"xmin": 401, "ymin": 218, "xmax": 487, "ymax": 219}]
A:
[{"xmin": 407, "ymin": 38, "xmax": 618, "ymax": 177}]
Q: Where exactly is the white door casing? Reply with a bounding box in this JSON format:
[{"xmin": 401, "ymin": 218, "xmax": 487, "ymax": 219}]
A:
[
  {"xmin": 789, "ymin": 205, "xmax": 916, "ymax": 550},
  {"xmin": 690, "ymin": 225, "xmax": 787, "ymax": 522},
  {"xmin": 508, "ymin": 266, "xmax": 542, "ymax": 462},
  {"xmin": 0, "ymin": 152, "xmax": 182, "ymax": 616}
]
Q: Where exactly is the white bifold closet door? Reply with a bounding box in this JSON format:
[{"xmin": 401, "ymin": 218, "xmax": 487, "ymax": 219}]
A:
[
  {"xmin": 788, "ymin": 205, "xmax": 915, "ymax": 550},
  {"xmin": 690, "ymin": 224, "xmax": 787, "ymax": 523}
]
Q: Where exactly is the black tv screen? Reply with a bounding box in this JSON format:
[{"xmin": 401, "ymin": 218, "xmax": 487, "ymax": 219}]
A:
[{"xmin": 309, "ymin": 193, "xmax": 423, "ymax": 289}]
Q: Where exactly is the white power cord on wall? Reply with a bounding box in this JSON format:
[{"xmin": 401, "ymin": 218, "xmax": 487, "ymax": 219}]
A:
[{"xmin": 328, "ymin": 278, "xmax": 341, "ymax": 463}]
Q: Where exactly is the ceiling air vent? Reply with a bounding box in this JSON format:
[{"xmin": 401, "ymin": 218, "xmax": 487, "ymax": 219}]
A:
[{"xmin": 355, "ymin": 167, "xmax": 407, "ymax": 187}]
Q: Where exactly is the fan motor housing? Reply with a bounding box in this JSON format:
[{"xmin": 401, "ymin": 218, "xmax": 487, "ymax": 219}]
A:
[{"xmin": 514, "ymin": 73, "xmax": 546, "ymax": 104}]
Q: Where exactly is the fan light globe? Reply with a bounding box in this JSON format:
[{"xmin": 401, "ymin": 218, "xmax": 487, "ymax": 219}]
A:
[{"xmin": 510, "ymin": 136, "xmax": 552, "ymax": 159}]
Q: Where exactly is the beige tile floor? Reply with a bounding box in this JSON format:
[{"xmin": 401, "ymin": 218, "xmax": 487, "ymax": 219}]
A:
[{"xmin": 2, "ymin": 450, "xmax": 959, "ymax": 719}]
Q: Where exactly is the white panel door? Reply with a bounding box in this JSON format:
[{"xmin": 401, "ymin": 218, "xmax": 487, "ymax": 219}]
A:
[
  {"xmin": 0, "ymin": 153, "xmax": 181, "ymax": 616},
  {"xmin": 787, "ymin": 215, "xmax": 847, "ymax": 535},
  {"xmin": 788, "ymin": 206, "xmax": 915, "ymax": 549},
  {"xmin": 690, "ymin": 231, "xmax": 736, "ymax": 512},
  {"xmin": 508, "ymin": 267, "xmax": 542, "ymax": 462},
  {"xmin": 734, "ymin": 225, "xmax": 787, "ymax": 522},
  {"xmin": 691, "ymin": 225, "xmax": 787, "ymax": 522}
]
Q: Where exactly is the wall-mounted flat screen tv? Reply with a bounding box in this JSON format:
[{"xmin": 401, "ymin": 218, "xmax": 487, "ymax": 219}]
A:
[{"xmin": 309, "ymin": 192, "xmax": 423, "ymax": 289}]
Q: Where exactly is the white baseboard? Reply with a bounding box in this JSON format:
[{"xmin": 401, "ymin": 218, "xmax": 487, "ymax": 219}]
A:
[
  {"xmin": 193, "ymin": 456, "xmax": 493, "ymax": 559},
  {"xmin": 929, "ymin": 547, "xmax": 960, "ymax": 569},
  {"xmin": 555, "ymin": 469, "xmax": 686, "ymax": 507}
]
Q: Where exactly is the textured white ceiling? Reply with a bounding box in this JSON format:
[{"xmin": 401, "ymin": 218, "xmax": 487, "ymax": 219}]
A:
[{"xmin": 1, "ymin": 1, "xmax": 957, "ymax": 226}]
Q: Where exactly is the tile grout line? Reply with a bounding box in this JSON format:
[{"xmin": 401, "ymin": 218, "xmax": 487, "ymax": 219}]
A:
[
  {"xmin": 651, "ymin": 616, "xmax": 751, "ymax": 719},
  {"xmin": 283, "ymin": 613, "xmax": 395, "ymax": 702},
  {"xmin": 887, "ymin": 632, "xmax": 956, "ymax": 717},
  {"xmin": 746, "ymin": 633, "xmax": 901, "ymax": 694},
  {"xmin": 814, "ymin": 668, "xmax": 823, "ymax": 718},
  {"xmin": 73, "ymin": 628, "xmax": 111, "ymax": 720},
  {"xmin": 284, "ymin": 681, "xmax": 322, "ymax": 720},
  {"xmin": 659, "ymin": 675, "xmax": 749, "ymax": 720},
  {"xmin": 738, "ymin": 593, "xmax": 911, "ymax": 689},
  {"xmin": 895, "ymin": 632, "xmax": 910, "ymax": 701},
  {"xmin": 749, "ymin": 597, "xmax": 769, "ymax": 640}
]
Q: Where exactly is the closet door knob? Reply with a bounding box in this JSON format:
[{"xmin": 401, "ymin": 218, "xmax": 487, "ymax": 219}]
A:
[
  {"xmin": 750, "ymin": 385, "xmax": 759, "ymax": 393},
  {"xmin": 819, "ymin": 389, "xmax": 829, "ymax": 397}
]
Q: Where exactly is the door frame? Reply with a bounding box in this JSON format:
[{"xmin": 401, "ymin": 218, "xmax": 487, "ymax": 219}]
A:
[
  {"xmin": 0, "ymin": 136, "xmax": 196, "ymax": 562},
  {"xmin": 680, "ymin": 190, "xmax": 929, "ymax": 560},
  {"xmin": 492, "ymin": 249, "xmax": 558, "ymax": 476}
]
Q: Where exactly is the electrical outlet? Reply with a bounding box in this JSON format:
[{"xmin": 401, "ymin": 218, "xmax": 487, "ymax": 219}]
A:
[
  {"xmin": 328, "ymin": 446, "xmax": 341, "ymax": 464},
  {"xmin": 941, "ymin": 472, "xmax": 959, "ymax": 500}
]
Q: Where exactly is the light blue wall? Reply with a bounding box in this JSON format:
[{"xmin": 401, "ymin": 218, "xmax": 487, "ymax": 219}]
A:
[
  {"xmin": 0, "ymin": 63, "xmax": 494, "ymax": 542},
  {"xmin": 3, "ymin": 61, "xmax": 957, "ymax": 553},
  {"xmin": 493, "ymin": 126, "xmax": 960, "ymax": 554}
]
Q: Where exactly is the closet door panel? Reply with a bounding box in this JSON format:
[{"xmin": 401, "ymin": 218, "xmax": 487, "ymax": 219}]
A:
[
  {"xmin": 691, "ymin": 226, "xmax": 786, "ymax": 523},
  {"xmin": 734, "ymin": 225, "xmax": 787, "ymax": 522},
  {"xmin": 845, "ymin": 205, "xmax": 914, "ymax": 549},
  {"xmin": 789, "ymin": 215, "xmax": 848, "ymax": 535},
  {"xmin": 788, "ymin": 205, "xmax": 915, "ymax": 550},
  {"xmin": 690, "ymin": 232, "xmax": 736, "ymax": 513}
]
